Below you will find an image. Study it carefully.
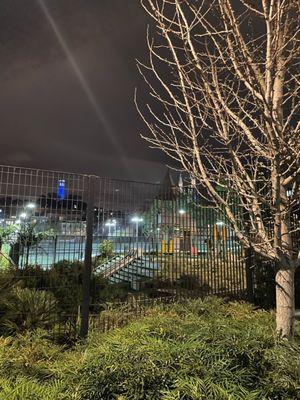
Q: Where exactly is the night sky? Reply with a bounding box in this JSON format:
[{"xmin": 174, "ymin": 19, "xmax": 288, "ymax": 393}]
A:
[{"xmin": 0, "ymin": 0, "xmax": 168, "ymax": 182}]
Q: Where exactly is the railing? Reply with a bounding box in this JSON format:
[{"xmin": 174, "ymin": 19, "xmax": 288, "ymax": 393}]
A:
[{"xmin": 100, "ymin": 250, "xmax": 138, "ymax": 278}]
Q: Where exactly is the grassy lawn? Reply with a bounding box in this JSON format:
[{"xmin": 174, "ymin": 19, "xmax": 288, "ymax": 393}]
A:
[{"xmin": 0, "ymin": 297, "xmax": 299, "ymax": 400}]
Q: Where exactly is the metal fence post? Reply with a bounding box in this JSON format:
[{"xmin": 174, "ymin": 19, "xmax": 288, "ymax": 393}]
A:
[
  {"xmin": 245, "ymin": 246, "xmax": 254, "ymax": 302},
  {"xmin": 80, "ymin": 175, "xmax": 96, "ymax": 339},
  {"xmin": 244, "ymin": 210, "xmax": 254, "ymax": 302}
]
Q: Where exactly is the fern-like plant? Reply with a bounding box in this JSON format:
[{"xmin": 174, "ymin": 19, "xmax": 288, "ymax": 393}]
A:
[{"xmin": 1, "ymin": 287, "xmax": 57, "ymax": 333}]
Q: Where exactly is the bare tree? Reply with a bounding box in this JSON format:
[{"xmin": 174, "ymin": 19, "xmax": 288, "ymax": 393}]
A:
[{"xmin": 136, "ymin": 0, "xmax": 300, "ymax": 338}]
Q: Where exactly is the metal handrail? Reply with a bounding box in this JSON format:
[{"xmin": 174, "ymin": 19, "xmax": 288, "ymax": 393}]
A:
[{"xmin": 101, "ymin": 250, "xmax": 138, "ymax": 278}]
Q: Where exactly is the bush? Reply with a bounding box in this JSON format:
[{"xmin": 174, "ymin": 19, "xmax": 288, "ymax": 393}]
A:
[
  {"xmin": 48, "ymin": 260, "xmax": 83, "ymax": 319},
  {"xmin": 0, "ymin": 287, "xmax": 57, "ymax": 333},
  {"xmin": 0, "ymin": 261, "xmax": 131, "ymax": 330},
  {"xmin": 0, "ymin": 331, "xmax": 66, "ymax": 400},
  {"xmin": 0, "ymin": 298, "xmax": 299, "ymax": 399},
  {"xmin": 76, "ymin": 299, "xmax": 299, "ymax": 400}
]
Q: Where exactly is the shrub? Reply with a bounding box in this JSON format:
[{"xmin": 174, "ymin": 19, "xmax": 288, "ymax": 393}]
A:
[
  {"xmin": 0, "ymin": 378, "xmax": 65, "ymax": 400},
  {"xmin": 75, "ymin": 299, "xmax": 299, "ymax": 400},
  {"xmin": 36, "ymin": 260, "xmax": 129, "ymax": 314},
  {"xmin": 0, "ymin": 331, "xmax": 63, "ymax": 379},
  {"xmin": 0, "ymin": 287, "xmax": 58, "ymax": 333},
  {"xmin": 0, "ymin": 298, "xmax": 299, "ymax": 399},
  {"xmin": 0, "ymin": 331, "xmax": 67, "ymax": 400},
  {"xmin": 47, "ymin": 260, "xmax": 83, "ymax": 319},
  {"xmin": 0, "ymin": 263, "xmax": 81, "ymax": 329},
  {"xmin": 0, "ymin": 261, "xmax": 132, "ymax": 333}
]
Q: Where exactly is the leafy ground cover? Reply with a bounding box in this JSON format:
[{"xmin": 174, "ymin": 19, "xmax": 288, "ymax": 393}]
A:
[{"xmin": 0, "ymin": 297, "xmax": 299, "ymax": 400}]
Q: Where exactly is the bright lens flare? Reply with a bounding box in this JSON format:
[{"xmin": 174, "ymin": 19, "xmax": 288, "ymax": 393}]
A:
[{"xmin": 37, "ymin": 0, "xmax": 129, "ymax": 172}]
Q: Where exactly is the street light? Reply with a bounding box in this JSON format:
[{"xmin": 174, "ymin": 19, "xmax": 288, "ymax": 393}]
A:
[
  {"xmin": 26, "ymin": 203, "xmax": 36, "ymax": 209},
  {"xmin": 105, "ymin": 219, "xmax": 116, "ymax": 236},
  {"xmin": 179, "ymin": 209, "xmax": 186, "ymax": 215},
  {"xmin": 19, "ymin": 212, "xmax": 27, "ymax": 219},
  {"xmin": 131, "ymin": 216, "xmax": 143, "ymax": 238}
]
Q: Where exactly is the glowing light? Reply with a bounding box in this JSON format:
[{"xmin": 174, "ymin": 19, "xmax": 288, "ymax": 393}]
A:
[
  {"xmin": 216, "ymin": 221, "xmax": 224, "ymax": 226},
  {"xmin": 20, "ymin": 213, "xmax": 27, "ymax": 219},
  {"xmin": 26, "ymin": 203, "xmax": 36, "ymax": 209},
  {"xmin": 105, "ymin": 219, "xmax": 116, "ymax": 236},
  {"xmin": 131, "ymin": 216, "xmax": 143, "ymax": 223},
  {"xmin": 178, "ymin": 209, "xmax": 186, "ymax": 215},
  {"xmin": 105, "ymin": 219, "xmax": 117, "ymax": 227}
]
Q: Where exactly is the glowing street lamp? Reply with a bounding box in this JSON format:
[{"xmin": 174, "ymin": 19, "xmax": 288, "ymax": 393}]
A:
[
  {"xmin": 131, "ymin": 216, "xmax": 143, "ymax": 238},
  {"xmin": 178, "ymin": 209, "xmax": 186, "ymax": 215},
  {"xmin": 26, "ymin": 203, "xmax": 36, "ymax": 209},
  {"xmin": 105, "ymin": 219, "xmax": 116, "ymax": 236}
]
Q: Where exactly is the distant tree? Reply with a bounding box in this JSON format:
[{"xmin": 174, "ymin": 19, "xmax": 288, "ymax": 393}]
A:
[
  {"xmin": 9, "ymin": 222, "xmax": 51, "ymax": 268},
  {"xmin": 0, "ymin": 226, "xmax": 15, "ymax": 252},
  {"xmin": 137, "ymin": 0, "xmax": 300, "ymax": 338},
  {"xmin": 99, "ymin": 240, "xmax": 114, "ymax": 261}
]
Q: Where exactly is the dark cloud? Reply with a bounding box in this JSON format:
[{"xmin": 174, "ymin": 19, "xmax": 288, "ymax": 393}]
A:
[{"xmin": 0, "ymin": 0, "xmax": 168, "ymax": 182}]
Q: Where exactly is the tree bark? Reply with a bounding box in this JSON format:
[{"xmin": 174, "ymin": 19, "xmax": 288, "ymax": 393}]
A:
[{"xmin": 275, "ymin": 267, "xmax": 295, "ymax": 339}]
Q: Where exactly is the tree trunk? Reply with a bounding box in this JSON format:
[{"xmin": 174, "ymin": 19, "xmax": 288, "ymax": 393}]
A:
[
  {"xmin": 275, "ymin": 268, "xmax": 295, "ymax": 339},
  {"xmin": 9, "ymin": 242, "xmax": 20, "ymax": 267}
]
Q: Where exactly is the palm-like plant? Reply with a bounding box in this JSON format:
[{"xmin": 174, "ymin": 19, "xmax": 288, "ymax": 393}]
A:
[
  {"xmin": 1, "ymin": 287, "xmax": 57, "ymax": 333},
  {"xmin": 9, "ymin": 222, "xmax": 51, "ymax": 268}
]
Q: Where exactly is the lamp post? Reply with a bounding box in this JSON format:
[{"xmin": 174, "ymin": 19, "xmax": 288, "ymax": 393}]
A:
[
  {"xmin": 25, "ymin": 203, "xmax": 37, "ymax": 222},
  {"xmin": 105, "ymin": 219, "xmax": 116, "ymax": 237},
  {"xmin": 131, "ymin": 216, "xmax": 143, "ymax": 239}
]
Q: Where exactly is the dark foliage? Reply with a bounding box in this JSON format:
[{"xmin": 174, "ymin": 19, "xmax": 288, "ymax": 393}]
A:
[{"xmin": 0, "ymin": 299, "xmax": 299, "ymax": 399}]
